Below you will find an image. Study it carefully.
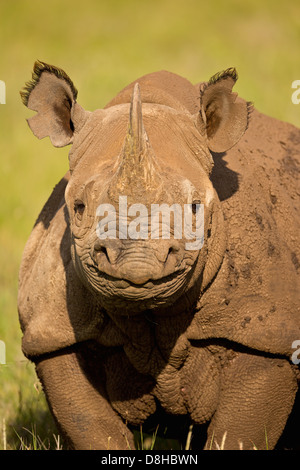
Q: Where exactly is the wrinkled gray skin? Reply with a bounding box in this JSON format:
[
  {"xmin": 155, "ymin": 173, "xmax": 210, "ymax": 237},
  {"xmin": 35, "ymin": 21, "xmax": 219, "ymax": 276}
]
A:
[{"xmin": 18, "ymin": 61, "xmax": 300, "ymax": 450}]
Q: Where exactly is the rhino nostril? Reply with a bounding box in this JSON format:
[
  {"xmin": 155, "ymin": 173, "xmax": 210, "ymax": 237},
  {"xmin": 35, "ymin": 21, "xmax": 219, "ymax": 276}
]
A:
[
  {"xmin": 101, "ymin": 246, "xmax": 109, "ymax": 260},
  {"xmin": 165, "ymin": 244, "xmax": 180, "ymax": 263},
  {"xmin": 94, "ymin": 242, "xmax": 110, "ymax": 263}
]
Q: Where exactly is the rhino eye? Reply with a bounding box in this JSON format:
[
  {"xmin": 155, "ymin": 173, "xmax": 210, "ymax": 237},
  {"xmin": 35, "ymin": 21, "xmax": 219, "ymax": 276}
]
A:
[
  {"xmin": 192, "ymin": 200, "xmax": 201, "ymax": 214},
  {"xmin": 74, "ymin": 200, "xmax": 86, "ymax": 220}
]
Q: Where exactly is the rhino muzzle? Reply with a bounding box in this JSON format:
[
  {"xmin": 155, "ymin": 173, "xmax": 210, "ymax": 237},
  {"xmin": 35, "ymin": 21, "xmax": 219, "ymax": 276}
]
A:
[{"xmin": 93, "ymin": 238, "xmax": 185, "ymax": 285}]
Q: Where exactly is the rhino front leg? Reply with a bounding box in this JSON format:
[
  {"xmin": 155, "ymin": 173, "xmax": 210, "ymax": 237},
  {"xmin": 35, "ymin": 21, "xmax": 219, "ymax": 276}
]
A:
[
  {"xmin": 205, "ymin": 353, "xmax": 298, "ymax": 450},
  {"xmin": 35, "ymin": 348, "xmax": 135, "ymax": 450}
]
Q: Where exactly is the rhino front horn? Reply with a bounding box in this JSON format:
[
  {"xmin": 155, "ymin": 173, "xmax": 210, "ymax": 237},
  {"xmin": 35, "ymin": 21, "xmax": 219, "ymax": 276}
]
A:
[
  {"xmin": 110, "ymin": 83, "xmax": 161, "ymax": 199},
  {"xmin": 122, "ymin": 82, "xmax": 150, "ymax": 161}
]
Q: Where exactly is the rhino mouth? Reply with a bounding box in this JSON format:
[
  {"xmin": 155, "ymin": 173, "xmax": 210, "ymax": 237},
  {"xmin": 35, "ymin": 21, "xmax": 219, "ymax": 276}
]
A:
[
  {"xmin": 86, "ymin": 260, "xmax": 192, "ymax": 307},
  {"xmin": 89, "ymin": 262, "xmax": 188, "ymax": 288}
]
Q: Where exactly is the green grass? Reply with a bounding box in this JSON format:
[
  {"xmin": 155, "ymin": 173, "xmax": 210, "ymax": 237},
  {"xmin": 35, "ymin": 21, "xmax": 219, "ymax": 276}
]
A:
[{"xmin": 0, "ymin": 0, "xmax": 300, "ymax": 450}]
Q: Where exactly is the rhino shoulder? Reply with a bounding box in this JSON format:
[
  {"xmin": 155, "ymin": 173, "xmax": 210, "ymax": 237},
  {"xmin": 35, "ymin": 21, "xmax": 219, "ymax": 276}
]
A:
[
  {"xmin": 187, "ymin": 110, "xmax": 300, "ymax": 357},
  {"xmin": 18, "ymin": 173, "xmax": 69, "ymax": 290},
  {"xmin": 18, "ymin": 173, "xmax": 104, "ymax": 358}
]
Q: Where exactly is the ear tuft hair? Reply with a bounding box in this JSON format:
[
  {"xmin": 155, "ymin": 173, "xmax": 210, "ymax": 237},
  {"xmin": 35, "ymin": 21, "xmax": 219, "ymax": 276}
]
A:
[
  {"xmin": 208, "ymin": 67, "xmax": 238, "ymax": 85},
  {"xmin": 20, "ymin": 60, "xmax": 78, "ymax": 107},
  {"xmin": 245, "ymin": 100, "xmax": 254, "ymax": 129}
]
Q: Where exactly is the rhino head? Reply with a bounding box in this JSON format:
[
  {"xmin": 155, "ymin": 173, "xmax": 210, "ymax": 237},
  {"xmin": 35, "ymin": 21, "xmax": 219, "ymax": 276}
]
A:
[{"xmin": 21, "ymin": 61, "xmax": 250, "ymax": 314}]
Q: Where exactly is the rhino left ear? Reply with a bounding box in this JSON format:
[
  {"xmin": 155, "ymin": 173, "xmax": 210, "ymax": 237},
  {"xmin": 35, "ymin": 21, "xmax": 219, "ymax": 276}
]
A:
[
  {"xmin": 20, "ymin": 61, "xmax": 89, "ymax": 148},
  {"xmin": 199, "ymin": 68, "xmax": 252, "ymax": 153}
]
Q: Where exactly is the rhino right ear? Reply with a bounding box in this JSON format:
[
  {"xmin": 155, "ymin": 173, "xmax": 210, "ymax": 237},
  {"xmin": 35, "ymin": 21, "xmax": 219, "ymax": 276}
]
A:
[{"xmin": 20, "ymin": 61, "xmax": 89, "ymax": 148}]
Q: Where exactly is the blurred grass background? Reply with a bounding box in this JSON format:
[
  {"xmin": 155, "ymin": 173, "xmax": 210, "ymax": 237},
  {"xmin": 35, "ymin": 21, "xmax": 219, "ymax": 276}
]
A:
[{"xmin": 0, "ymin": 0, "xmax": 299, "ymax": 449}]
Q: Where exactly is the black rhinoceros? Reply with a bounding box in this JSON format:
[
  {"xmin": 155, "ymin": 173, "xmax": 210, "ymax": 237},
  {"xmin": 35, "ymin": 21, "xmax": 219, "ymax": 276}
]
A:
[{"xmin": 18, "ymin": 61, "xmax": 300, "ymax": 450}]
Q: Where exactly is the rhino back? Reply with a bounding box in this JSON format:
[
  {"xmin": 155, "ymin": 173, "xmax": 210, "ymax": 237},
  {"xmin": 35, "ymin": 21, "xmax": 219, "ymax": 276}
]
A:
[
  {"xmin": 104, "ymin": 70, "xmax": 200, "ymax": 114},
  {"xmin": 188, "ymin": 108, "xmax": 300, "ymax": 356}
]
